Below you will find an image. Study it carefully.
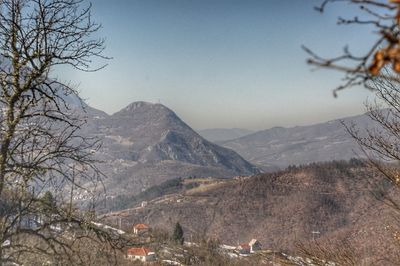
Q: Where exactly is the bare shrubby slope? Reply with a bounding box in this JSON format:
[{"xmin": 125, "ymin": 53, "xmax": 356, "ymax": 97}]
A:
[{"xmin": 106, "ymin": 160, "xmax": 400, "ymax": 264}]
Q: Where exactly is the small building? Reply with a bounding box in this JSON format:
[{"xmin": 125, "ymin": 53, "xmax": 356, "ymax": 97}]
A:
[
  {"xmin": 237, "ymin": 243, "xmax": 251, "ymax": 254},
  {"xmin": 249, "ymin": 239, "xmax": 262, "ymax": 253},
  {"xmin": 127, "ymin": 247, "xmax": 156, "ymax": 262},
  {"xmin": 133, "ymin": 223, "xmax": 150, "ymax": 235},
  {"xmin": 141, "ymin": 201, "xmax": 148, "ymax": 207}
]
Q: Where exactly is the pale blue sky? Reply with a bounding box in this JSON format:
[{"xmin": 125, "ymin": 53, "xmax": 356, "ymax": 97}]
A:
[{"xmin": 58, "ymin": 0, "xmax": 376, "ymax": 130}]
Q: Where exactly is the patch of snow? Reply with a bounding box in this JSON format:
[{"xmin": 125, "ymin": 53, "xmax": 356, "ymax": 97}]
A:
[
  {"xmin": 227, "ymin": 252, "xmax": 239, "ymax": 258},
  {"xmin": 91, "ymin": 222, "xmax": 125, "ymax": 235},
  {"xmin": 162, "ymin": 260, "xmax": 182, "ymax": 265},
  {"xmin": 220, "ymin": 244, "xmax": 237, "ymax": 250},
  {"xmin": 2, "ymin": 239, "xmax": 10, "ymax": 247}
]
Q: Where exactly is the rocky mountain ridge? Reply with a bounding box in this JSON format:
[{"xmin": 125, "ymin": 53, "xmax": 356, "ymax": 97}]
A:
[{"xmin": 80, "ymin": 101, "xmax": 259, "ymax": 197}]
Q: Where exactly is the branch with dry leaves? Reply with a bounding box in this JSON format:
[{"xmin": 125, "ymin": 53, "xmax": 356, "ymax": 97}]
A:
[{"xmin": 304, "ymin": 0, "xmax": 400, "ymax": 95}]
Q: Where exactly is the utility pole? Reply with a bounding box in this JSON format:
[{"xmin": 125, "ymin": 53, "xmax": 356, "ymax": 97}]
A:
[{"xmin": 272, "ymin": 251, "xmax": 275, "ymax": 264}]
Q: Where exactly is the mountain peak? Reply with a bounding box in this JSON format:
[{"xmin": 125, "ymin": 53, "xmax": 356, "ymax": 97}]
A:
[
  {"xmin": 119, "ymin": 101, "xmax": 169, "ymax": 113},
  {"xmin": 91, "ymin": 101, "xmax": 259, "ymax": 196}
]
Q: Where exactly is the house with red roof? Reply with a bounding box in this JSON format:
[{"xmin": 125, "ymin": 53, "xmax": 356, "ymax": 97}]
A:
[
  {"xmin": 237, "ymin": 243, "xmax": 251, "ymax": 254},
  {"xmin": 126, "ymin": 247, "xmax": 156, "ymax": 262},
  {"xmin": 133, "ymin": 223, "xmax": 150, "ymax": 235}
]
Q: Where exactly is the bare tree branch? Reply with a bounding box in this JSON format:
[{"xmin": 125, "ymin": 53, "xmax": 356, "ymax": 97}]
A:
[
  {"xmin": 305, "ymin": 0, "xmax": 400, "ymax": 94},
  {"xmin": 0, "ymin": 1, "xmax": 130, "ymax": 265}
]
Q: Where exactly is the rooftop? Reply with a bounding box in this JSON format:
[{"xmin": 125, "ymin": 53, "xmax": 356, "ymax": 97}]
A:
[
  {"xmin": 127, "ymin": 247, "xmax": 152, "ymax": 256},
  {"xmin": 238, "ymin": 243, "xmax": 250, "ymax": 249},
  {"xmin": 133, "ymin": 223, "xmax": 150, "ymax": 229}
]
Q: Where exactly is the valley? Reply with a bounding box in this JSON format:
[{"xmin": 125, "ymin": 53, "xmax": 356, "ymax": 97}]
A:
[{"xmin": 67, "ymin": 100, "xmax": 400, "ymax": 264}]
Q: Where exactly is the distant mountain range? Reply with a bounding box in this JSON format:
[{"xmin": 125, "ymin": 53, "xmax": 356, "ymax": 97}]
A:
[
  {"xmin": 197, "ymin": 128, "xmax": 254, "ymax": 142},
  {"xmin": 80, "ymin": 102, "xmax": 259, "ymax": 197},
  {"xmin": 219, "ymin": 113, "xmax": 377, "ymax": 171},
  {"xmin": 76, "ymin": 99, "xmax": 383, "ymax": 198}
]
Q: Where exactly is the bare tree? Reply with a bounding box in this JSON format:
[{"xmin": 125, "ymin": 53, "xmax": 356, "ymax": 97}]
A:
[
  {"xmin": 305, "ymin": 0, "xmax": 400, "ymax": 215},
  {"xmin": 343, "ymin": 77, "xmax": 400, "ymax": 210},
  {"xmin": 0, "ymin": 0, "xmax": 131, "ymax": 265},
  {"xmin": 304, "ymin": 1, "xmax": 400, "ymax": 263}
]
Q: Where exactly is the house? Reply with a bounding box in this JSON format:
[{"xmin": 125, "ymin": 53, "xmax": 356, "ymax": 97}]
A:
[
  {"xmin": 237, "ymin": 243, "xmax": 251, "ymax": 254},
  {"xmin": 133, "ymin": 223, "xmax": 150, "ymax": 235},
  {"xmin": 249, "ymin": 239, "xmax": 262, "ymax": 253},
  {"xmin": 127, "ymin": 247, "xmax": 156, "ymax": 262}
]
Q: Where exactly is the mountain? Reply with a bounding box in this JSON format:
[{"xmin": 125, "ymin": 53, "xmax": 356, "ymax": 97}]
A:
[
  {"xmin": 82, "ymin": 102, "xmax": 259, "ymax": 197},
  {"xmin": 220, "ymin": 113, "xmax": 377, "ymax": 170},
  {"xmin": 103, "ymin": 160, "xmax": 399, "ymax": 264},
  {"xmin": 197, "ymin": 128, "xmax": 254, "ymax": 142}
]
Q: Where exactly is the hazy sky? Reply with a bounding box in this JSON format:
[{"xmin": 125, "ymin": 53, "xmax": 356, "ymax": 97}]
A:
[{"xmin": 58, "ymin": 0, "xmax": 376, "ymax": 130}]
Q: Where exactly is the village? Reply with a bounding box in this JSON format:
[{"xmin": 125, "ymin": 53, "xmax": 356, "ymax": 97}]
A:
[
  {"xmin": 97, "ymin": 181, "xmax": 335, "ymax": 265},
  {"xmin": 126, "ymin": 223, "xmax": 263, "ymax": 263},
  {"xmin": 123, "ymin": 223, "xmax": 324, "ymax": 265}
]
